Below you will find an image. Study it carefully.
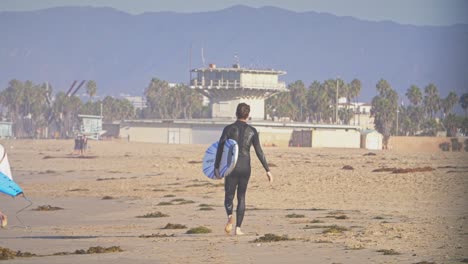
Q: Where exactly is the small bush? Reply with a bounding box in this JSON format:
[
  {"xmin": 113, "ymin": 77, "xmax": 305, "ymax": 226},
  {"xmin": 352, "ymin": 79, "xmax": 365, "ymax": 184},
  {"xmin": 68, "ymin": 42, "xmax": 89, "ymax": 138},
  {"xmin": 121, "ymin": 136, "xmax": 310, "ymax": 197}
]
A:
[
  {"xmin": 102, "ymin": 196, "xmax": 114, "ymax": 200},
  {"xmin": 186, "ymin": 226, "xmax": 211, "ymax": 234},
  {"xmin": 163, "ymin": 194, "xmax": 176, "ymax": 198}
]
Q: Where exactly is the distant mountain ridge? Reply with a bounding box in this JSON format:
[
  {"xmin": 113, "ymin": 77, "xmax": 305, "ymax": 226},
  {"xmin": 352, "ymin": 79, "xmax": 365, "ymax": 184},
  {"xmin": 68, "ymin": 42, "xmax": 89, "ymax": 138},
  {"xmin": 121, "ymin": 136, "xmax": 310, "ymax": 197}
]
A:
[{"xmin": 1, "ymin": 5, "xmax": 467, "ymax": 101}]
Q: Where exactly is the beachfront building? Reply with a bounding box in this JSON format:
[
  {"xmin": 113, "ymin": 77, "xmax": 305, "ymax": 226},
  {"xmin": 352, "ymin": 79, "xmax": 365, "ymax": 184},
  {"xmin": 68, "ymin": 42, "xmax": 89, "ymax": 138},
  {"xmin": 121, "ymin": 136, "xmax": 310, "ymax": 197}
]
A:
[
  {"xmin": 122, "ymin": 96, "xmax": 147, "ymax": 110},
  {"xmin": 190, "ymin": 64, "xmax": 287, "ymax": 120},
  {"xmin": 119, "ymin": 119, "xmax": 362, "ymax": 148},
  {"xmin": 337, "ymin": 98, "xmax": 375, "ymax": 130}
]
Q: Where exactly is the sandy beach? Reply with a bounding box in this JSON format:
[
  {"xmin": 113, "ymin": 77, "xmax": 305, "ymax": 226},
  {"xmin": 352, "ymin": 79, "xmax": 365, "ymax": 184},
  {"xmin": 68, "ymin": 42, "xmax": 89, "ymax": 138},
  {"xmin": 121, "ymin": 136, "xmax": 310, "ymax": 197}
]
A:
[{"xmin": 0, "ymin": 139, "xmax": 467, "ymax": 263}]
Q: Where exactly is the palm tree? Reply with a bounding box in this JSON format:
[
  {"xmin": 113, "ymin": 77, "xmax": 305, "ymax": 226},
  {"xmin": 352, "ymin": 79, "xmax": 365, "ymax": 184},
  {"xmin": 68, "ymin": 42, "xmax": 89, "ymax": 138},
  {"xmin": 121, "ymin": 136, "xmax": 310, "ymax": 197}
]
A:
[
  {"xmin": 460, "ymin": 93, "xmax": 468, "ymax": 116},
  {"xmin": 441, "ymin": 91, "xmax": 458, "ymax": 117},
  {"xmin": 371, "ymin": 79, "xmax": 399, "ymax": 149},
  {"xmin": 423, "ymin": 83, "xmax": 440, "ymax": 119},
  {"xmin": 288, "ymin": 80, "xmax": 307, "ymax": 121},
  {"xmin": 86, "ymin": 80, "xmax": 97, "ymax": 101},
  {"xmin": 406, "ymin": 85, "xmax": 422, "ymax": 106}
]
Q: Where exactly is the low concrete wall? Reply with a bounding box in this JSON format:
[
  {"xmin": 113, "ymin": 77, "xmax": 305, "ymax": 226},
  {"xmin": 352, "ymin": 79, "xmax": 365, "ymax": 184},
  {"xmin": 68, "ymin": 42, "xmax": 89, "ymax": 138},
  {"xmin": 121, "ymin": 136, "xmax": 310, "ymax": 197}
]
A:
[
  {"xmin": 388, "ymin": 136, "xmax": 467, "ymax": 152},
  {"xmin": 311, "ymin": 130, "xmax": 361, "ymax": 148}
]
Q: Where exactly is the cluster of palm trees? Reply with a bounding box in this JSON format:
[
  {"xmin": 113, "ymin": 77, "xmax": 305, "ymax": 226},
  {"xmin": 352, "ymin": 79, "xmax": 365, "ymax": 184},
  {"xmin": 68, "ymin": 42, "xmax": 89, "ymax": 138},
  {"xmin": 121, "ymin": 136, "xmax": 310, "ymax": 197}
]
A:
[
  {"xmin": 143, "ymin": 78, "xmax": 209, "ymax": 119},
  {"xmin": 0, "ymin": 79, "xmax": 135, "ymax": 138},
  {"xmin": 265, "ymin": 78, "xmax": 467, "ymax": 145},
  {"xmin": 1, "ymin": 77, "xmax": 466, "ymax": 140},
  {"xmin": 265, "ymin": 78, "xmax": 362, "ymax": 123},
  {"xmin": 400, "ymin": 83, "xmax": 466, "ymax": 136}
]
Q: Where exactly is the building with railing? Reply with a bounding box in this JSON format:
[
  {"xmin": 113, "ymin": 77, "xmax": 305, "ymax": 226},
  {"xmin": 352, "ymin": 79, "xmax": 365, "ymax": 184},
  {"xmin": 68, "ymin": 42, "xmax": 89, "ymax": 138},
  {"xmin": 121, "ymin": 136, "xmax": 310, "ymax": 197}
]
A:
[{"xmin": 190, "ymin": 64, "xmax": 286, "ymax": 120}]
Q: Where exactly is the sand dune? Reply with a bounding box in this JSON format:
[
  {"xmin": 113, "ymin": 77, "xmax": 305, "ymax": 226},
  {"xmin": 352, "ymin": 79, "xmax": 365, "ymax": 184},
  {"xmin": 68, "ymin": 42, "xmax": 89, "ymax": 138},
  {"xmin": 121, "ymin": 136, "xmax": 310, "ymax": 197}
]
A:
[{"xmin": 0, "ymin": 139, "xmax": 467, "ymax": 263}]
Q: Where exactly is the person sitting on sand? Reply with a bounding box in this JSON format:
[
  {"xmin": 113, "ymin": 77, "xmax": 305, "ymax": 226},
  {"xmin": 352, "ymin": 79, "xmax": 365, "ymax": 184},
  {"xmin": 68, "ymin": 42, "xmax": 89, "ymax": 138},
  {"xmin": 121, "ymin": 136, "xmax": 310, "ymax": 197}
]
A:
[
  {"xmin": 214, "ymin": 103, "xmax": 273, "ymax": 235},
  {"xmin": 0, "ymin": 210, "xmax": 7, "ymax": 228}
]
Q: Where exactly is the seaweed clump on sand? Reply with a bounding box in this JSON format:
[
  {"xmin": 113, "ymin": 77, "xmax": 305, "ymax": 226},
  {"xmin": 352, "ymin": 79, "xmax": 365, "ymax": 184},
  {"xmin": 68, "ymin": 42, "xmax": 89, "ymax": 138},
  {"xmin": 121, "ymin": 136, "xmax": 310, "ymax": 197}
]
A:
[
  {"xmin": 376, "ymin": 249, "xmax": 400, "ymax": 255},
  {"xmin": 285, "ymin": 213, "xmax": 305, "ymax": 218},
  {"xmin": 322, "ymin": 225, "xmax": 349, "ymax": 234},
  {"xmin": 186, "ymin": 226, "xmax": 211, "ymax": 234},
  {"xmin": 136, "ymin": 212, "xmax": 169, "ymax": 218},
  {"xmin": 252, "ymin": 234, "xmax": 294, "ymax": 243},
  {"xmin": 0, "ymin": 247, "xmax": 36, "ymax": 260},
  {"xmin": 32, "ymin": 205, "xmax": 63, "ymax": 211},
  {"xmin": 163, "ymin": 223, "xmax": 187, "ymax": 229},
  {"xmin": 139, "ymin": 233, "xmax": 174, "ymax": 238},
  {"xmin": 372, "ymin": 167, "xmax": 435, "ymax": 173},
  {"xmin": 54, "ymin": 246, "xmax": 123, "ymax": 255}
]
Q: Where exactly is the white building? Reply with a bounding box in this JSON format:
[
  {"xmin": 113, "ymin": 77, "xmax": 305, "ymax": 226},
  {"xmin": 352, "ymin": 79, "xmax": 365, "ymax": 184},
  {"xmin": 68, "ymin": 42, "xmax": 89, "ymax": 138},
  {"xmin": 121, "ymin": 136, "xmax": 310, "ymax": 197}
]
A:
[
  {"xmin": 190, "ymin": 64, "xmax": 287, "ymax": 120},
  {"xmin": 123, "ymin": 96, "xmax": 147, "ymax": 110},
  {"xmin": 337, "ymin": 97, "xmax": 375, "ymax": 130}
]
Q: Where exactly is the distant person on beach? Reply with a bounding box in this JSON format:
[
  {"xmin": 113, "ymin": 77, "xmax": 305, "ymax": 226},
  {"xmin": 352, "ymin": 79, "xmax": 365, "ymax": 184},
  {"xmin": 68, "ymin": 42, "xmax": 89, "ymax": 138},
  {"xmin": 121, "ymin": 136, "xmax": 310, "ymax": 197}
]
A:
[
  {"xmin": 82, "ymin": 135, "xmax": 88, "ymax": 155},
  {"xmin": 0, "ymin": 210, "xmax": 7, "ymax": 228},
  {"xmin": 214, "ymin": 103, "xmax": 273, "ymax": 235},
  {"xmin": 73, "ymin": 135, "xmax": 81, "ymax": 155}
]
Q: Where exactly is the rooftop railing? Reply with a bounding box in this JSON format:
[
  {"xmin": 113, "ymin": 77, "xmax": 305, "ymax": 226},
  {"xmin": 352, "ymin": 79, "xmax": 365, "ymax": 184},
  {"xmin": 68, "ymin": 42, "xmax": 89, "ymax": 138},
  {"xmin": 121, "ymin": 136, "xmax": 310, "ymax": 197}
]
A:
[{"xmin": 190, "ymin": 79, "xmax": 286, "ymax": 90}]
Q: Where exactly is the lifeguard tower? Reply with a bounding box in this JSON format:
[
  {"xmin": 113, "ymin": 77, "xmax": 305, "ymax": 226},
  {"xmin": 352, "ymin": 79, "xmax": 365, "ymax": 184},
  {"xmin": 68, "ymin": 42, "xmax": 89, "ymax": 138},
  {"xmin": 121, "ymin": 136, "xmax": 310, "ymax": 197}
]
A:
[{"xmin": 190, "ymin": 64, "xmax": 286, "ymax": 120}]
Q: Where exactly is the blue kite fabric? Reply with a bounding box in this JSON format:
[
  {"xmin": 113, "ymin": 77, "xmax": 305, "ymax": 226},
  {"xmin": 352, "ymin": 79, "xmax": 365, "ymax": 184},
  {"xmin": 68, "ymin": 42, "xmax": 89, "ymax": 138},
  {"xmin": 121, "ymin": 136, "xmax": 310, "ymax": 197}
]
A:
[{"xmin": 0, "ymin": 172, "xmax": 23, "ymax": 197}]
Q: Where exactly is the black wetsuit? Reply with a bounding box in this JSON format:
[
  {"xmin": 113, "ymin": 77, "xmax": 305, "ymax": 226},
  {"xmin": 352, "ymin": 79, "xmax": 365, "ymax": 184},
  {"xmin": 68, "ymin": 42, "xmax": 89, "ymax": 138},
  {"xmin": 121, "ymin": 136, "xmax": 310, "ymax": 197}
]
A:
[{"xmin": 215, "ymin": 120, "xmax": 270, "ymax": 228}]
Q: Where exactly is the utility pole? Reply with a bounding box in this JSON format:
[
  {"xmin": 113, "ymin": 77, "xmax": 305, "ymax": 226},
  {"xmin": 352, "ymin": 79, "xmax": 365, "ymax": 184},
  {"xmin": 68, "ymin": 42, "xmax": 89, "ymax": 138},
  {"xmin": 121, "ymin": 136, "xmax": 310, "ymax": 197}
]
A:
[
  {"xmin": 396, "ymin": 103, "xmax": 399, "ymax": 136},
  {"xmin": 335, "ymin": 78, "xmax": 339, "ymax": 124}
]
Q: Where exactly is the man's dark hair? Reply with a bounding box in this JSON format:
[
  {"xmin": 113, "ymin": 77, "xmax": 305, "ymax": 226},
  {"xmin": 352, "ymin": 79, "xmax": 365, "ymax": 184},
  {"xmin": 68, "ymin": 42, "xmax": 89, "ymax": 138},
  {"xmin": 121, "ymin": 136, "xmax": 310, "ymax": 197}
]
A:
[{"xmin": 236, "ymin": 103, "xmax": 250, "ymax": 119}]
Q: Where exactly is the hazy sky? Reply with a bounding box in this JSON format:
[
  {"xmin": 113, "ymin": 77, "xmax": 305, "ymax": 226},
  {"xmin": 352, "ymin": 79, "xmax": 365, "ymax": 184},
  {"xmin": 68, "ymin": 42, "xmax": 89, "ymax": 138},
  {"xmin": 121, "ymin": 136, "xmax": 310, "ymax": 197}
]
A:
[{"xmin": 1, "ymin": 0, "xmax": 467, "ymax": 26}]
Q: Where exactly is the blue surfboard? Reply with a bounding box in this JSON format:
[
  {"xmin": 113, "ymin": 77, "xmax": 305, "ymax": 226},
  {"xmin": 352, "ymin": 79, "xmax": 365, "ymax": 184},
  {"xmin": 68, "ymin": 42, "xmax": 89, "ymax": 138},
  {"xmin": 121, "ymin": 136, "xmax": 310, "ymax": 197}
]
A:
[
  {"xmin": 0, "ymin": 172, "xmax": 23, "ymax": 197},
  {"xmin": 202, "ymin": 139, "xmax": 238, "ymax": 179}
]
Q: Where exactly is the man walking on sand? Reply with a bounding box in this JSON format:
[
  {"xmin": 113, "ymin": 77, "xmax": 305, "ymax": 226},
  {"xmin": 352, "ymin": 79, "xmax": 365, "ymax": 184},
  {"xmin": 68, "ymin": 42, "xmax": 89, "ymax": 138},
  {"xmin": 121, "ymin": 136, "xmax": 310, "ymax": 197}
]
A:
[{"xmin": 214, "ymin": 103, "xmax": 273, "ymax": 235}]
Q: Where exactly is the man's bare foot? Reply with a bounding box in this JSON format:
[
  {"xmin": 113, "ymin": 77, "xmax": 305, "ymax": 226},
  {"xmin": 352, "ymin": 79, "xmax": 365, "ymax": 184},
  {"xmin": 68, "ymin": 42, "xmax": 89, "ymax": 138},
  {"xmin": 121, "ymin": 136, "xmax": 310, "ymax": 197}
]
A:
[
  {"xmin": 0, "ymin": 214, "xmax": 7, "ymax": 228},
  {"xmin": 224, "ymin": 215, "xmax": 233, "ymax": 234},
  {"xmin": 235, "ymin": 227, "xmax": 244, "ymax": 235}
]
